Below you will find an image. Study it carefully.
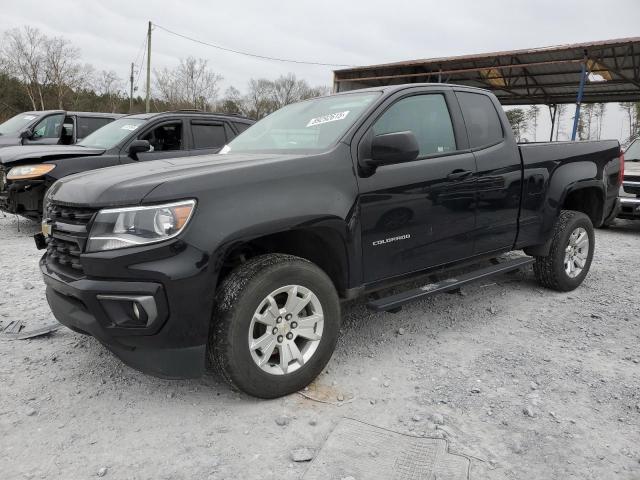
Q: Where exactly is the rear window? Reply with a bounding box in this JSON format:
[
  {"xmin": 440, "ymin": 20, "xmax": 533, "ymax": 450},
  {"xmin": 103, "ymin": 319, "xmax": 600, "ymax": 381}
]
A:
[
  {"xmin": 233, "ymin": 122, "xmax": 251, "ymax": 134},
  {"xmin": 77, "ymin": 117, "xmax": 113, "ymax": 140},
  {"xmin": 456, "ymin": 92, "xmax": 504, "ymax": 148},
  {"xmin": 192, "ymin": 123, "xmax": 227, "ymax": 149}
]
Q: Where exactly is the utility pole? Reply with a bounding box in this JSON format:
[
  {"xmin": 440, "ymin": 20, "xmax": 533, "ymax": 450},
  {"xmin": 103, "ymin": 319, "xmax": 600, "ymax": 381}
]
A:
[
  {"xmin": 145, "ymin": 21, "xmax": 152, "ymax": 113},
  {"xmin": 129, "ymin": 62, "xmax": 134, "ymax": 113}
]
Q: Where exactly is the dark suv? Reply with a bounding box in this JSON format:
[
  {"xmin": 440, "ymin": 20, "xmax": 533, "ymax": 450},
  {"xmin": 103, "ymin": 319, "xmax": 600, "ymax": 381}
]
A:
[
  {"xmin": 0, "ymin": 111, "xmax": 254, "ymax": 219},
  {"xmin": 0, "ymin": 110, "xmax": 122, "ymax": 148}
]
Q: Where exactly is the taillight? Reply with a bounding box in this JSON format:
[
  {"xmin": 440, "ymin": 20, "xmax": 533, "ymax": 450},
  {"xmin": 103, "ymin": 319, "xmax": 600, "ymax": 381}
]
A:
[{"xmin": 618, "ymin": 150, "xmax": 625, "ymax": 185}]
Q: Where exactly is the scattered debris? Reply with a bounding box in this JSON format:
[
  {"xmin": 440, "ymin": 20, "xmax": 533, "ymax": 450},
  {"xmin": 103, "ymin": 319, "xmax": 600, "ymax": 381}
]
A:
[
  {"xmin": 430, "ymin": 413, "xmax": 445, "ymax": 425},
  {"xmin": 2, "ymin": 323, "xmax": 60, "ymax": 340},
  {"xmin": 398, "ymin": 328, "xmax": 405, "ymax": 335},
  {"xmin": 297, "ymin": 391, "xmax": 355, "ymax": 407},
  {"xmin": 1, "ymin": 320, "xmax": 25, "ymax": 335},
  {"xmin": 523, "ymin": 406, "xmax": 537, "ymax": 418},
  {"xmin": 275, "ymin": 415, "xmax": 290, "ymax": 426},
  {"xmin": 97, "ymin": 466, "xmax": 108, "ymax": 477},
  {"xmin": 290, "ymin": 447, "xmax": 314, "ymax": 462}
]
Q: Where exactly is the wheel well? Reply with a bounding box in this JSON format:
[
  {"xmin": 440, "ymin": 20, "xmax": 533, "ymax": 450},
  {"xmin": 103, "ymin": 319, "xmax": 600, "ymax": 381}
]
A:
[
  {"xmin": 561, "ymin": 187, "xmax": 603, "ymax": 226},
  {"xmin": 218, "ymin": 228, "xmax": 349, "ymax": 296}
]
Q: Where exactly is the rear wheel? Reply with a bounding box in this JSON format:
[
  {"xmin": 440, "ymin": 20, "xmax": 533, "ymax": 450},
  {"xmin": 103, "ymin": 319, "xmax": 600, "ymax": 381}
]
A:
[
  {"xmin": 533, "ymin": 210, "xmax": 594, "ymax": 291},
  {"xmin": 209, "ymin": 254, "xmax": 340, "ymax": 398}
]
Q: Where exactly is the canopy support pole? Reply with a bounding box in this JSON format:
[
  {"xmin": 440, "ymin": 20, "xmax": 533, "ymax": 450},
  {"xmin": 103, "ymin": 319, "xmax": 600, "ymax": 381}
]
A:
[
  {"xmin": 548, "ymin": 104, "xmax": 558, "ymax": 141},
  {"xmin": 571, "ymin": 57, "xmax": 588, "ymax": 140}
]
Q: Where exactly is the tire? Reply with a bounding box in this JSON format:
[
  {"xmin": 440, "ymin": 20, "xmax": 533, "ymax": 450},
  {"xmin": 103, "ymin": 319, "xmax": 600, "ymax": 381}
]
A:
[
  {"xmin": 533, "ymin": 210, "xmax": 595, "ymax": 292},
  {"xmin": 209, "ymin": 254, "xmax": 341, "ymax": 399}
]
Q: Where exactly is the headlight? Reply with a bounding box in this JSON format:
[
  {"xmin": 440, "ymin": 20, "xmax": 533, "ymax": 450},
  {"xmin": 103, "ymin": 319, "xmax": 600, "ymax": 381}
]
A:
[
  {"xmin": 7, "ymin": 164, "xmax": 55, "ymax": 180},
  {"xmin": 86, "ymin": 200, "xmax": 196, "ymax": 252}
]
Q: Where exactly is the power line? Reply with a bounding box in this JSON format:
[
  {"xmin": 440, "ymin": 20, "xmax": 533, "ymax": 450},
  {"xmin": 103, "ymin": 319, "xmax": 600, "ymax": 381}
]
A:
[
  {"xmin": 153, "ymin": 23, "xmax": 356, "ymax": 68},
  {"xmin": 134, "ymin": 36, "xmax": 147, "ymax": 91}
]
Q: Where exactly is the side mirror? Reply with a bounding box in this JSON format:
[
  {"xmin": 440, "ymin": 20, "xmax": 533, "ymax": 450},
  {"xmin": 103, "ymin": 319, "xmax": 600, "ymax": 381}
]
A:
[
  {"xmin": 371, "ymin": 131, "xmax": 419, "ymax": 166},
  {"xmin": 358, "ymin": 131, "xmax": 420, "ymax": 176},
  {"xmin": 128, "ymin": 139, "xmax": 151, "ymax": 157},
  {"xmin": 19, "ymin": 129, "xmax": 32, "ymax": 140}
]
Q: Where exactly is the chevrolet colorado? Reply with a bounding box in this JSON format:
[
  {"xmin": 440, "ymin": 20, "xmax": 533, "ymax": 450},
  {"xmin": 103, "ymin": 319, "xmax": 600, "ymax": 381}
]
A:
[
  {"xmin": 1, "ymin": 111, "xmax": 253, "ymax": 220},
  {"xmin": 37, "ymin": 84, "xmax": 623, "ymax": 398}
]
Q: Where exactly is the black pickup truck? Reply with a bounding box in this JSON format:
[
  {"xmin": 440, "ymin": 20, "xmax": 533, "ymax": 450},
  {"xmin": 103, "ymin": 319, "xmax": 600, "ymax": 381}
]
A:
[
  {"xmin": 0, "ymin": 111, "xmax": 253, "ymax": 219},
  {"xmin": 37, "ymin": 84, "xmax": 623, "ymax": 398},
  {"xmin": 0, "ymin": 110, "xmax": 121, "ymax": 148}
]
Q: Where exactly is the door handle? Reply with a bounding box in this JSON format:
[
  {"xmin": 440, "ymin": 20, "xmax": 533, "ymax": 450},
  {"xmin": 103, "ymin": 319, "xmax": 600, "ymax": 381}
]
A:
[{"xmin": 447, "ymin": 169, "xmax": 473, "ymax": 180}]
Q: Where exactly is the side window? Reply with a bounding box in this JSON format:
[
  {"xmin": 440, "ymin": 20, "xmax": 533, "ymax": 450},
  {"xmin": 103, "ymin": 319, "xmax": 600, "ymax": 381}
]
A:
[
  {"xmin": 141, "ymin": 122, "xmax": 183, "ymax": 151},
  {"xmin": 77, "ymin": 117, "xmax": 112, "ymax": 140},
  {"xmin": 191, "ymin": 123, "xmax": 227, "ymax": 149},
  {"xmin": 233, "ymin": 122, "xmax": 251, "ymax": 134},
  {"xmin": 32, "ymin": 114, "xmax": 65, "ymax": 139},
  {"xmin": 372, "ymin": 94, "xmax": 456, "ymax": 157},
  {"xmin": 456, "ymin": 92, "xmax": 504, "ymax": 148}
]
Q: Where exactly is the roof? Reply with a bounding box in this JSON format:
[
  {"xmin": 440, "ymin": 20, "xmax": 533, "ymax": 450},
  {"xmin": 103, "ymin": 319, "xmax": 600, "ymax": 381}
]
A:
[
  {"xmin": 334, "ymin": 37, "xmax": 640, "ymax": 105},
  {"xmin": 124, "ymin": 111, "xmax": 254, "ymax": 121}
]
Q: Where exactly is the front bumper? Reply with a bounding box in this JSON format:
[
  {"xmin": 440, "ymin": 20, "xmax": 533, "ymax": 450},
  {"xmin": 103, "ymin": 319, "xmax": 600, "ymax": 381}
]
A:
[
  {"xmin": 40, "ymin": 242, "xmax": 214, "ymax": 379},
  {"xmin": 0, "ymin": 179, "xmax": 45, "ymax": 219},
  {"xmin": 618, "ymin": 196, "xmax": 640, "ymax": 219}
]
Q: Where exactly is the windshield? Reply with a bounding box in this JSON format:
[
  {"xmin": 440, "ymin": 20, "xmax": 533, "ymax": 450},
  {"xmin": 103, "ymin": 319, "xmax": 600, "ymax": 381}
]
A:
[
  {"xmin": 625, "ymin": 138, "xmax": 640, "ymax": 161},
  {"xmin": 0, "ymin": 113, "xmax": 39, "ymax": 135},
  {"xmin": 78, "ymin": 118, "xmax": 146, "ymax": 149},
  {"xmin": 223, "ymin": 92, "xmax": 380, "ymax": 154}
]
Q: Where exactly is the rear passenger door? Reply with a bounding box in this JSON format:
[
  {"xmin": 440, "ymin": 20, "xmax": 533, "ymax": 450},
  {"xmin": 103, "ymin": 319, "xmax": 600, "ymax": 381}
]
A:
[
  {"xmin": 76, "ymin": 116, "xmax": 113, "ymax": 143},
  {"xmin": 454, "ymin": 91, "xmax": 521, "ymax": 254},
  {"xmin": 188, "ymin": 121, "xmax": 230, "ymax": 155}
]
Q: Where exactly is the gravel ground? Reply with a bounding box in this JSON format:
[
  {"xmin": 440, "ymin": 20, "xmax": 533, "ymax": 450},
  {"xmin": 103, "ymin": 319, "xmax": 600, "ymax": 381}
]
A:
[{"xmin": 1, "ymin": 212, "xmax": 639, "ymax": 480}]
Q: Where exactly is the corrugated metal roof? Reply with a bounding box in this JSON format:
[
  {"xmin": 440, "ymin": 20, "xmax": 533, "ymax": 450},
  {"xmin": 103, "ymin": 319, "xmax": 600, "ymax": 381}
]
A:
[{"xmin": 333, "ymin": 37, "xmax": 640, "ymax": 105}]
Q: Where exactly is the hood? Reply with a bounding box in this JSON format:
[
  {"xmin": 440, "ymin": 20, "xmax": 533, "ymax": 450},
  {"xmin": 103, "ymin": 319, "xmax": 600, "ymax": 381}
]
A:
[
  {"xmin": 48, "ymin": 152, "xmax": 299, "ymax": 207},
  {"xmin": 0, "ymin": 135, "xmax": 21, "ymax": 148},
  {"xmin": 0, "ymin": 145, "xmax": 105, "ymax": 166}
]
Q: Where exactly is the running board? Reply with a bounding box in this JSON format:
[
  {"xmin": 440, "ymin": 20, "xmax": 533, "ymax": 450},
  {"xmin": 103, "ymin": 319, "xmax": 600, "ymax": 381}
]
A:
[{"xmin": 367, "ymin": 257, "xmax": 534, "ymax": 312}]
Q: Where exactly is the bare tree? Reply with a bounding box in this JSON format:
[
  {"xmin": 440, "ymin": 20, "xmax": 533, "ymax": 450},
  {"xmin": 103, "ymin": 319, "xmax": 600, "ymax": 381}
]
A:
[
  {"xmin": 1, "ymin": 26, "xmax": 47, "ymax": 110},
  {"xmin": 555, "ymin": 104, "xmax": 568, "ymax": 141},
  {"xmin": 154, "ymin": 57, "xmax": 222, "ymax": 110},
  {"xmin": 578, "ymin": 104, "xmax": 595, "ymax": 140},
  {"xmin": 526, "ymin": 105, "xmax": 540, "ymax": 141},
  {"xmin": 94, "ymin": 70, "xmax": 124, "ymax": 113},
  {"xmin": 619, "ymin": 102, "xmax": 639, "ymax": 140},
  {"xmin": 217, "ymin": 86, "xmax": 245, "ymax": 115},
  {"xmin": 593, "ymin": 103, "xmax": 607, "ymax": 140},
  {"xmin": 244, "ymin": 78, "xmax": 276, "ymax": 119},
  {"xmin": 44, "ymin": 35, "xmax": 85, "ymax": 109},
  {"xmin": 505, "ymin": 108, "xmax": 528, "ymax": 141}
]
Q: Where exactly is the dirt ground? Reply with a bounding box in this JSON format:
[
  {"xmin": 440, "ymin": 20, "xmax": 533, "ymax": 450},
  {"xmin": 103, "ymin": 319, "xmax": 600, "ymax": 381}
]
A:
[{"xmin": 1, "ymin": 212, "xmax": 639, "ymax": 480}]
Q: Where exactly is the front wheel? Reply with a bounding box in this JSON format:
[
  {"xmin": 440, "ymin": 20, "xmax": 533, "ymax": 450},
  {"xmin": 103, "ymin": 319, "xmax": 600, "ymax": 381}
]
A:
[
  {"xmin": 209, "ymin": 254, "xmax": 341, "ymax": 398},
  {"xmin": 533, "ymin": 210, "xmax": 595, "ymax": 291}
]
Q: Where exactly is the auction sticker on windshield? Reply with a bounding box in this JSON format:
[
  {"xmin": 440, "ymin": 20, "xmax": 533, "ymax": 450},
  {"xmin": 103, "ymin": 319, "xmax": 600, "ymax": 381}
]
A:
[
  {"xmin": 121, "ymin": 124, "xmax": 140, "ymax": 131},
  {"xmin": 23, "ymin": 115, "xmax": 36, "ymax": 121},
  {"xmin": 306, "ymin": 111, "xmax": 350, "ymax": 128}
]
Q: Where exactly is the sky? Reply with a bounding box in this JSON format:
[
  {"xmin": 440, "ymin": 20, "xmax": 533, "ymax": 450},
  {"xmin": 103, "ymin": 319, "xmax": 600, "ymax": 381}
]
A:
[{"xmin": 1, "ymin": 0, "xmax": 639, "ymax": 141}]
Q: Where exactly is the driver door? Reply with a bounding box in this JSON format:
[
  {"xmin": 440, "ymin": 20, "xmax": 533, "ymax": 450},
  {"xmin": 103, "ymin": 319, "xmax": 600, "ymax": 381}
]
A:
[
  {"xmin": 23, "ymin": 113, "xmax": 65, "ymax": 145},
  {"xmin": 134, "ymin": 120, "xmax": 191, "ymax": 162},
  {"xmin": 357, "ymin": 89, "xmax": 477, "ymax": 283}
]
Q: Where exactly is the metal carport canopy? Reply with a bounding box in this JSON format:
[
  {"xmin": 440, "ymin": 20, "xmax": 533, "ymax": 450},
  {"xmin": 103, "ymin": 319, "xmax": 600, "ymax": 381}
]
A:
[{"xmin": 333, "ymin": 37, "xmax": 640, "ymax": 105}]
